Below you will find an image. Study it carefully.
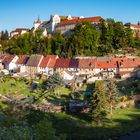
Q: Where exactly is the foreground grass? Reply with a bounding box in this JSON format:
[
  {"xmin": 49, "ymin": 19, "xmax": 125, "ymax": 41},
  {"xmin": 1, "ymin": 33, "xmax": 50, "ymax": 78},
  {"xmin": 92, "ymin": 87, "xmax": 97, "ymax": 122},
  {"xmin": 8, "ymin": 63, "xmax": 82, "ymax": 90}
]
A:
[
  {"xmin": 0, "ymin": 78, "xmax": 30, "ymax": 96},
  {"xmin": 49, "ymin": 107, "xmax": 140, "ymax": 140}
]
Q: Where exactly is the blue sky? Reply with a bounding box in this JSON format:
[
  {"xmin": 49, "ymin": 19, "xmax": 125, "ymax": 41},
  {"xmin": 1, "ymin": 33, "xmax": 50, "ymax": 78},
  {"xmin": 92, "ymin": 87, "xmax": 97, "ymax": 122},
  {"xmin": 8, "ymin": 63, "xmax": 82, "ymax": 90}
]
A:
[{"xmin": 0, "ymin": 0, "xmax": 140, "ymax": 32}]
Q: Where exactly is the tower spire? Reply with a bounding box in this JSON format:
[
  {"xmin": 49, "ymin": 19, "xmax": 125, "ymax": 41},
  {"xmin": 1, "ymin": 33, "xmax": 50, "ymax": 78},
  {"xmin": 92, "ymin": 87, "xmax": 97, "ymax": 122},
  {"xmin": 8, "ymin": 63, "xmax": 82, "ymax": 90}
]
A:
[{"xmin": 37, "ymin": 15, "xmax": 40, "ymax": 22}]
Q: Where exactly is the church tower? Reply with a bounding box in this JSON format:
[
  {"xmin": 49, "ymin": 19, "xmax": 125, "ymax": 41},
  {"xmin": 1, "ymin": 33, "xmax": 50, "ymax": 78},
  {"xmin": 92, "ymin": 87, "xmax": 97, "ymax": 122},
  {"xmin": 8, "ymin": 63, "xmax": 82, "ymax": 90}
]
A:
[{"xmin": 34, "ymin": 16, "xmax": 41, "ymax": 30}]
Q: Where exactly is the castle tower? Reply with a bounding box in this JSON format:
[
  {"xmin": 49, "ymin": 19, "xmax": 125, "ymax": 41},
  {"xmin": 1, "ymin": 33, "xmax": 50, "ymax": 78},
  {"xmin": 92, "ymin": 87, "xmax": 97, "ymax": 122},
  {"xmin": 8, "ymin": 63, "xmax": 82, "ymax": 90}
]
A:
[{"xmin": 34, "ymin": 16, "xmax": 41, "ymax": 30}]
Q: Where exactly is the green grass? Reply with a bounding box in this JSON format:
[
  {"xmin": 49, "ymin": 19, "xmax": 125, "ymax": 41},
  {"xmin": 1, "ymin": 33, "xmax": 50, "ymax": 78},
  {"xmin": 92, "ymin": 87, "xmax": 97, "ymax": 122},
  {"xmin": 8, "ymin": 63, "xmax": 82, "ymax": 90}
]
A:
[
  {"xmin": 0, "ymin": 78, "xmax": 30, "ymax": 96},
  {"xmin": 48, "ymin": 107, "xmax": 140, "ymax": 140}
]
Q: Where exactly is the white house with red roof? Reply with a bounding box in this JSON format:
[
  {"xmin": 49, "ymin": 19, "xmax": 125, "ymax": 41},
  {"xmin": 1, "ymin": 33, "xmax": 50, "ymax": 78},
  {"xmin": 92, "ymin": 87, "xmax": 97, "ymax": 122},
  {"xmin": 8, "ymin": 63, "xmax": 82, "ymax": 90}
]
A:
[
  {"xmin": 38, "ymin": 14, "xmax": 102, "ymax": 35},
  {"xmin": 10, "ymin": 28, "xmax": 30, "ymax": 38},
  {"xmin": 2, "ymin": 55, "xmax": 19, "ymax": 71},
  {"xmin": 39, "ymin": 55, "xmax": 58, "ymax": 75},
  {"xmin": 16, "ymin": 55, "xmax": 29, "ymax": 73},
  {"xmin": 125, "ymin": 23, "xmax": 140, "ymax": 38}
]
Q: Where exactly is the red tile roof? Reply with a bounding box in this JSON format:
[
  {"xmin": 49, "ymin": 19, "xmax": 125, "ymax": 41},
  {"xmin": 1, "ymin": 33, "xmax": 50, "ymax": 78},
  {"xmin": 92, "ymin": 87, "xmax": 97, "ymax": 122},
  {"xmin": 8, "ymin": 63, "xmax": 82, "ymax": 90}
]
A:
[
  {"xmin": 69, "ymin": 59, "xmax": 79, "ymax": 68},
  {"xmin": 11, "ymin": 28, "xmax": 30, "ymax": 34},
  {"xmin": 47, "ymin": 55, "xmax": 58, "ymax": 68},
  {"xmin": 16, "ymin": 55, "xmax": 29, "ymax": 65},
  {"xmin": 125, "ymin": 23, "xmax": 140, "ymax": 29},
  {"xmin": 39, "ymin": 56, "xmax": 50, "ymax": 68},
  {"xmin": 54, "ymin": 58, "xmax": 70, "ymax": 68},
  {"xmin": 78, "ymin": 59, "xmax": 95, "ymax": 69},
  {"xmin": 119, "ymin": 58, "xmax": 140, "ymax": 68},
  {"xmin": 96, "ymin": 61, "xmax": 117, "ymax": 69},
  {"xmin": 58, "ymin": 16, "xmax": 102, "ymax": 26},
  {"xmin": 2, "ymin": 55, "xmax": 16, "ymax": 65},
  {"xmin": 39, "ymin": 55, "xmax": 58, "ymax": 68}
]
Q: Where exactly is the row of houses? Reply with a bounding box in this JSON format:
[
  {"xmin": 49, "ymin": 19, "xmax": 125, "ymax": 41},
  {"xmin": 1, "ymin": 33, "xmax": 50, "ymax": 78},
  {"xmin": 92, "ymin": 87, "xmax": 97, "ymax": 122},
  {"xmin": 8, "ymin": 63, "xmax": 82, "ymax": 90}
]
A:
[{"xmin": 0, "ymin": 54, "xmax": 140, "ymax": 81}]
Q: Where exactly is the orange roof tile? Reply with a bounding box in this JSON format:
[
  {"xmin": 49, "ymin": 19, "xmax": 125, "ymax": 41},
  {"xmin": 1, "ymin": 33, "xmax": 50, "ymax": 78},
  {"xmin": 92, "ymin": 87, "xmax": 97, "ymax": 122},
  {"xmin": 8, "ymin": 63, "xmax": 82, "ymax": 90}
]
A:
[
  {"xmin": 96, "ymin": 61, "xmax": 117, "ymax": 69},
  {"xmin": 78, "ymin": 59, "xmax": 95, "ymax": 69},
  {"xmin": 58, "ymin": 16, "xmax": 102, "ymax": 26}
]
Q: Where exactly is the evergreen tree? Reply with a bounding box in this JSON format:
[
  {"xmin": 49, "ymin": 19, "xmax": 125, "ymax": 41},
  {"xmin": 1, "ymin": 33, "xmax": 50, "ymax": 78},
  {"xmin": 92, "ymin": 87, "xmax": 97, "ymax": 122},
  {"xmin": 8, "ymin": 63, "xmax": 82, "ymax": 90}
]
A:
[{"xmin": 91, "ymin": 81, "xmax": 109, "ymax": 124}]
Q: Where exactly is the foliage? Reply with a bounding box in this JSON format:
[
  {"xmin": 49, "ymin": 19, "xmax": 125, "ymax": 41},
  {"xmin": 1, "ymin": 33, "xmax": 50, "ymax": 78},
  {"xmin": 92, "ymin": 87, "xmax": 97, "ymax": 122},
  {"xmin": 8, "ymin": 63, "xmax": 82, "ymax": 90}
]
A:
[
  {"xmin": 91, "ymin": 81, "xmax": 109, "ymax": 124},
  {"xmin": 1, "ymin": 18, "xmax": 139, "ymax": 57},
  {"xmin": 105, "ymin": 79, "xmax": 119, "ymax": 114}
]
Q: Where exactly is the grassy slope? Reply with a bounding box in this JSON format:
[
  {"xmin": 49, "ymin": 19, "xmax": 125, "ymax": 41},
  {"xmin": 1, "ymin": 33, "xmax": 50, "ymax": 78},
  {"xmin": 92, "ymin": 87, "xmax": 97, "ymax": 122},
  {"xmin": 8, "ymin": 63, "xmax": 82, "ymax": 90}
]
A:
[{"xmin": 50, "ymin": 108, "xmax": 140, "ymax": 140}]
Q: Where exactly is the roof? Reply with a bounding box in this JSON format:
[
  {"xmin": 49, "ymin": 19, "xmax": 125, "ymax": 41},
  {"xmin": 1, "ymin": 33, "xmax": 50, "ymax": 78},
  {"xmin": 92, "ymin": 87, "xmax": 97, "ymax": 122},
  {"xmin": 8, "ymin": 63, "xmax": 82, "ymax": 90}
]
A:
[
  {"xmin": 78, "ymin": 59, "xmax": 95, "ymax": 69},
  {"xmin": 26, "ymin": 55, "xmax": 43, "ymax": 67},
  {"xmin": 2, "ymin": 55, "xmax": 16, "ymax": 65},
  {"xmin": 96, "ymin": 57, "xmax": 112, "ymax": 62},
  {"xmin": 16, "ymin": 55, "xmax": 29, "ymax": 65},
  {"xmin": 54, "ymin": 58, "xmax": 70, "ymax": 68},
  {"xmin": 69, "ymin": 59, "xmax": 79, "ymax": 68},
  {"xmin": 39, "ymin": 55, "xmax": 58, "ymax": 68},
  {"xmin": 125, "ymin": 23, "xmax": 140, "ymax": 29},
  {"xmin": 57, "ymin": 16, "xmax": 102, "ymax": 26},
  {"xmin": 0, "ymin": 54, "xmax": 9, "ymax": 60},
  {"xmin": 119, "ymin": 58, "xmax": 140, "ymax": 68},
  {"xmin": 47, "ymin": 55, "xmax": 58, "ymax": 68},
  {"xmin": 96, "ymin": 61, "xmax": 117, "ymax": 69},
  {"xmin": 11, "ymin": 28, "xmax": 30, "ymax": 34},
  {"xmin": 39, "ymin": 56, "xmax": 50, "ymax": 68}
]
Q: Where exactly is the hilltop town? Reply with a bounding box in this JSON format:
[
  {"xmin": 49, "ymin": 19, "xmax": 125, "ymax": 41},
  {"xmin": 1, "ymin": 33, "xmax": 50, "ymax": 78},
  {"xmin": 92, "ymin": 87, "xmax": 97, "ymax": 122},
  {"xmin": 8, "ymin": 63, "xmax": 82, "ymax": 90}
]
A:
[{"xmin": 1, "ymin": 14, "xmax": 140, "ymax": 140}]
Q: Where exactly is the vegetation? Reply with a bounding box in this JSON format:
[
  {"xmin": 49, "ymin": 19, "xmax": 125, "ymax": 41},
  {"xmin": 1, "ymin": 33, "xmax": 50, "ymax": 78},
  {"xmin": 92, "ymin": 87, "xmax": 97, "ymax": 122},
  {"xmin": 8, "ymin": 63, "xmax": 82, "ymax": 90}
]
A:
[
  {"xmin": 1, "ymin": 19, "xmax": 140, "ymax": 57},
  {"xmin": 1, "ymin": 75, "xmax": 140, "ymax": 139}
]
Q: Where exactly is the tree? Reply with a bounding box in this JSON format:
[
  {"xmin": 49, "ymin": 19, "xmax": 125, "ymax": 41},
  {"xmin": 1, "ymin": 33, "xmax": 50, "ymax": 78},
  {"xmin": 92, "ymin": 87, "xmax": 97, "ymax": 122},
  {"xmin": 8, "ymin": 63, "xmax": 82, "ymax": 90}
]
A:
[
  {"xmin": 0, "ymin": 30, "xmax": 9, "ymax": 41},
  {"xmin": 105, "ymin": 80, "xmax": 118, "ymax": 115},
  {"xmin": 91, "ymin": 81, "xmax": 109, "ymax": 124},
  {"xmin": 67, "ymin": 21, "xmax": 100, "ymax": 57},
  {"xmin": 51, "ymin": 32, "xmax": 66, "ymax": 55},
  {"xmin": 30, "ymin": 73, "xmax": 65, "ymax": 103},
  {"xmin": 0, "ymin": 125, "xmax": 32, "ymax": 140},
  {"xmin": 34, "ymin": 118, "xmax": 66, "ymax": 140}
]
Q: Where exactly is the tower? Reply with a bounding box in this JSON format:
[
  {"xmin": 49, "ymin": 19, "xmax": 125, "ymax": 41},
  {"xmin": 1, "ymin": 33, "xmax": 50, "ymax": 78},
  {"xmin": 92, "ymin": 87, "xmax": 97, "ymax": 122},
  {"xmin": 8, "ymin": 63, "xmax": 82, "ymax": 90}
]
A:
[{"xmin": 34, "ymin": 16, "xmax": 41, "ymax": 30}]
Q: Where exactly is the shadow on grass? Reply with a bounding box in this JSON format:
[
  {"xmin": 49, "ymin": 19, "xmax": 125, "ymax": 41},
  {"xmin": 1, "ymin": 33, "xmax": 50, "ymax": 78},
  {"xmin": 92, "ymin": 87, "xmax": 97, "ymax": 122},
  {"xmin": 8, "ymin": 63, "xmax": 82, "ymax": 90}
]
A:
[{"xmin": 23, "ymin": 107, "xmax": 140, "ymax": 140}]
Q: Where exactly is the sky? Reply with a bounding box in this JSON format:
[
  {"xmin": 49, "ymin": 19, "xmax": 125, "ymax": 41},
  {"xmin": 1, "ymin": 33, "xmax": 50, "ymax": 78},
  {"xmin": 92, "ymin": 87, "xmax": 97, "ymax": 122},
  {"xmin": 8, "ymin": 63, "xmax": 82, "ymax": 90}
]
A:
[{"xmin": 0, "ymin": 0, "xmax": 140, "ymax": 32}]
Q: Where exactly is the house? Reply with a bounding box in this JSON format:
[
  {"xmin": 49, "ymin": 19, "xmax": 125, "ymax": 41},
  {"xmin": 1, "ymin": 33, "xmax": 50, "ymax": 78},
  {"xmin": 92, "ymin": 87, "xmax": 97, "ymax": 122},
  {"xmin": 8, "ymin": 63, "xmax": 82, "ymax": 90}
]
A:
[
  {"xmin": 95, "ymin": 61, "xmax": 118, "ymax": 79},
  {"xmin": 54, "ymin": 58, "xmax": 79, "ymax": 79},
  {"xmin": 25, "ymin": 54, "xmax": 43, "ymax": 75},
  {"xmin": 39, "ymin": 55, "xmax": 58, "ymax": 75},
  {"xmin": 118, "ymin": 58, "xmax": 140, "ymax": 79},
  {"xmin": 77, "ymin": 59, "xmax": 96, "ymax": 76},
  {"xmin": 10, "ymin": 28, "xmax": 30, "ymax": 38},
  {"xmin": 2, "ymin": 55, "xmax": 19, "ymax": 71},
  {"xmin": 16, "ymin": 55, "xmax": 29, "ymax": 73},
  {"xmin": 63, "ymin": 70, "xmax": 74, "ymax": 80},
  {"xmin": 125, "ymin": 23, "xmax": 140, "ymax": 38},
  {"xmin": 54, "ymin": 58, "xmax": 70, "ymax": 74},
  {"xmin": 55, "ymin": 16, "xmax": 102, "ymax": 35},
  {"xmin": 36, "ymin": 14, "xmax": 102, "ymax": 35},
  {"xmin": 0, "ymin": 54, "xmax": 7, "ymax": 70}
]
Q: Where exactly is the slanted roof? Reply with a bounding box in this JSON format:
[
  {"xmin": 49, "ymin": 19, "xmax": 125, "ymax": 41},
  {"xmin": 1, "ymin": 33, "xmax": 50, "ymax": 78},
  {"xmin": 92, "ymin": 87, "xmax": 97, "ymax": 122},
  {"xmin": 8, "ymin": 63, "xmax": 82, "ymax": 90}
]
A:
[
  {"xmin": 2, "ymin": 55, "xmax": 16, "ymax": 65},
  {"xmin": 26, "ymin": 55, "xmax": 43, "ymax": 67},
  {"xmin": 58, "ymin": 16, "xmax": 102, "ymax": 26},
  {"xmin": 39, "ymin": 56, "xmax": 50, "ymax": 68},
  {"xmin": 96, "ymin": 61, "xmax": 117, "ymax": 69},
  {"xmin": 78, "ymin": 59, "xmax": 95, "ymax": 69},
  {"xmin": 16, "ymin": 55, "xmax": 29, "ymax": 65},
  {"xmin": 54, "ymin": 58, "xmax": 70, "ymax": 68},
  {"xmin": 96, "ymin": 57, "xmax": 112, "ymax": 62},
  {"xmin": 47, "ymin": 55, "xmax": 58, "ymax": 68},
  {"xmin": 69, "ymin": 59, "xmax": 79, "ymax": 68},
  {"xmin": 119, "ymin": 58, "xmax": 140, "ymax": 68}
]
